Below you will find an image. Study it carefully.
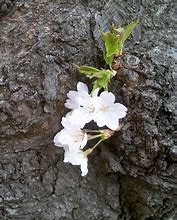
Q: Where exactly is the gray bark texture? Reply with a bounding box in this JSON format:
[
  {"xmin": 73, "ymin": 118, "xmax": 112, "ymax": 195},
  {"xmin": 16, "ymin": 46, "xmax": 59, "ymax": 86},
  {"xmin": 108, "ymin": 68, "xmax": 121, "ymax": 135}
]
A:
[{"xmin": 0, "ymin": 0, "xmax": 176, "ymax": 219}]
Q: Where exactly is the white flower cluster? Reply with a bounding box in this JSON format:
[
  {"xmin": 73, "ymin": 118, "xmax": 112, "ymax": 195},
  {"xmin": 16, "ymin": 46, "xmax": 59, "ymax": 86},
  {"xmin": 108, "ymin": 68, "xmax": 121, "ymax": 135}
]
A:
[{"xmin": 53, "ymin": 82, "xmax": 127, "ymax": 176}]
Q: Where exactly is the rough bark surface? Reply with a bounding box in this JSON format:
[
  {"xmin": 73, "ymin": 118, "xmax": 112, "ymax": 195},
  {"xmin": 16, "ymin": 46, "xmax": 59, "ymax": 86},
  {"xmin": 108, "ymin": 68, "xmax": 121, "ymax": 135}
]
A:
[{"xmin": 0, "ymin": 0, "xmax": 176, "ymax": 220}]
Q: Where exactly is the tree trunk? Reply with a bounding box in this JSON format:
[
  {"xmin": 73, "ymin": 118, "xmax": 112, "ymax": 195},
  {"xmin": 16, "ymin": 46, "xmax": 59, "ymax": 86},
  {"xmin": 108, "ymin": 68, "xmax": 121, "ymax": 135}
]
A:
[{"xmin": 0, "ymin": 0, "xmax": 176, "ymax": 219}]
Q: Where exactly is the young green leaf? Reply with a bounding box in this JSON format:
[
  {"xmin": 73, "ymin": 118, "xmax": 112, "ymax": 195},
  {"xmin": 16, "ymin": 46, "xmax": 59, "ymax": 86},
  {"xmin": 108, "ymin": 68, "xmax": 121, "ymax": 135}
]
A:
[
  {"xmin": 93, "ymin": 76, "xmax": 108, "ymax": 91},
  {"xmin": 103, "ymin": 51, "xmax": 114, "ymax": 67},
  {"xmin": 101, "ymin": 32, "xmax": 119, "ymax": 57},
  {"xmin": 76, "ymin": 65, "xmax": 103, "ymax": 78},
  {"xmin": 118, "ymin": 19, "xmax": 139, "ymax": 46},
  {"xmin": 102, "ymin": 19, "xmax": 139, "ymax": 61},
  {"xmin": 92, "ymin": 69, "xmax": 116, "ymax": 91},
  {"xmin": 116, "ymin": 41, "xmax": 124, "ymax": 55}
]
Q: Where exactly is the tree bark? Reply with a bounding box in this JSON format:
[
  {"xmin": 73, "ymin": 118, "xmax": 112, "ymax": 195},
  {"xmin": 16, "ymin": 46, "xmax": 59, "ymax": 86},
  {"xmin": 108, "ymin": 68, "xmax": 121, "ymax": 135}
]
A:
[{"xmin": 0, "ymin": 0, "xmax": 176, "ymax": 219}]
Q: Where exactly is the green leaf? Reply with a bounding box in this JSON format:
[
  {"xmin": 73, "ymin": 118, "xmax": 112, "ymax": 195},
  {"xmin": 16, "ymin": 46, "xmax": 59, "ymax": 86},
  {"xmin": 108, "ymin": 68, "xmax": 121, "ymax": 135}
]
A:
[
  {"xmin": 103, "ymin": 51, "xmax": 114, "ymax": 66},
  {"xmin": 116, "ymin": 41, "xmax": 124, "ymax": 55},
  {"xmin": 76, "ymin": 65, "xmax": 102, "ymax": 74},
  {"xmin": 119, "ymin": 19, "xmax": 139, "ymax": 46},
  {"xmin": 92, "ymin": 69, "xmax": 115, "ymax": 91},
  {"xmin": 93, "ymin": 77, "xmax": 108, "ymax": 91},
  {"xmin": 76, "ymin": 65, "xmax": 116, "ymax": 81},
  {"xmin": 101, "ymin": 69, "xmax": 115, "ymax": 78},
  {"xmin": 76, "ymin": 65, "xmax": 103, "ymax": 78},
  {"xmin": 102, "ymin": 20, "xmax": 139, "ymax": 63},
  {"xmin": 101, "ymin": 32, "xmax": 119, "ymax": 57}
]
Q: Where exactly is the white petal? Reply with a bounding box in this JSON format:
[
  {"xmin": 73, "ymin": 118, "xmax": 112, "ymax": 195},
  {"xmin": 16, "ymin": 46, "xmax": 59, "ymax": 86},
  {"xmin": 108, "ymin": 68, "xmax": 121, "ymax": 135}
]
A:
[
  {"xmin": 53, "ymin": 130, "xmax": 72, "ymax": 147},
  {"xmin": 53, "ymin": 132, "xmax": 63, "ymax": 147},
  {"xmin": 65, "ymin": 111, "xmax": 73, "ymax": 117},
  {"xmin": 94, "ymin": 112, "xmax": 106, "ymax": 128},
  {"xmin": 58, "ymin": 129, "xmax": 73, "ymax": 144},
  {"xmin": 95, "ymin": 112, "xmax": 119, "ymax": 130},
  {"xmin": 80, "ymin": 132, "xmax": 88, "ymax": 149},
  {"xmin": 65, "ymin": 99, "xmax": 79, "ymax": 109},
  {"xmin": 72, "ymin": 108, "xmax": 93, "ymax": 124},
  {"xmin": 104, "ymin": 114, "xmax": 119, "ymax": 130},
  {"xmin": 100, "ymin": 91, "xmax": 115, "ymax": 105},
  {"xmin": 63, "ymin": 149, "xmax": 78, "ymax": 164},
  {"xmin": 61, "ymin": 114, "xmax": 85, "ymax": 130},
  {"xmin": 64, "ymin": 149, "xmax": 83, "ymax": 165},
  {"xmin": 91, "ymin": 96, "xmax": 102, "ymax": 110},
  {"xmin": 61, "ymin": 116, "xmax": 69, "ymax": 128},
  {"xmin": 64, "ymin": 149, "xmax": 88, "ymax": 176},
  {"xmin": 110, "ymin": 103, "xmax": 127, "ymax": 119},
  {"xmin": 71, "ymin": 136, "xmax": 86, "ymax": 150},
  {"xmin": 65, "ymin": 91, "xmax": 80, "ymax": 109},
  {"xmin": 61, "ymin": 116, "xmax": 76, "ymax": 132},
  {"xmin": 78, "ymin": 95, "xmax": 92, "ymax": 107},
  {"xmin": 81, "ymin": 157, "xmax": 88, "ymax": 176},
  {"xmin": 77, "ymin": 82, "xmax": 88, "ymax": 94},
  {"xmin": 67, "ymin": 90, "xmax": 78, "ymax": 100}
]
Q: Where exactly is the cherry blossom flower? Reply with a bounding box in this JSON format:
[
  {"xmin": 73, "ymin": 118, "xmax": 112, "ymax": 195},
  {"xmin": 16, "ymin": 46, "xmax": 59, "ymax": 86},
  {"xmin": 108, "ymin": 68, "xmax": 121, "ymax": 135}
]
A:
[
  {"xmin": 93, "ymin": 91, "xmax": 127, "ymax": 130},
  {"xmin": 71, "ymin": 87, "xmax": 100, "ymax": 124},
  {"xmin": 53, "ymin": 81, "xmax": 128, "ymax": 176},
  {"xmin": 64, "ymin": 82, "xmax": 127, "ymax": 130},
  {"xmin": 64, "ymin": 147, "xmax": 88, "ymax": 176},
  {"xmin": 65, "ymin": 81, "xmax": 100, "ymax": 125},
  {"xmin": 65, "ymin": 82, "xmax": 90, "ymax": 110},
  {"xmin": 53, "ymin": 115, "xmax": 87, "ymax": 150}
]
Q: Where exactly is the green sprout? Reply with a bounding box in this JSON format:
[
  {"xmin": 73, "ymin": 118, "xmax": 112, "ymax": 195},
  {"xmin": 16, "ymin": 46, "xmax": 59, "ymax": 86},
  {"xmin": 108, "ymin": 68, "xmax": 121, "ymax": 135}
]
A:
[
  {"xmin": 76, "ymin": 19, "xmax": 139, "ymax": 91},
  {"xmin": 102, "ymin": 19, "xmax": 139, "ymax": 66}
]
